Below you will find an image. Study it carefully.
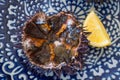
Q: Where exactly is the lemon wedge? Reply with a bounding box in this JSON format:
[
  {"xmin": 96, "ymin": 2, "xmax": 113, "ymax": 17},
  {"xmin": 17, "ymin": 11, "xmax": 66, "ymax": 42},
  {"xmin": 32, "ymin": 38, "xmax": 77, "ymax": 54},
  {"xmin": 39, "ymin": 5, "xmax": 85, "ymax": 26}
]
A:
[{"xmin": 83, "ymin": 11, "xmax": 111, "ymax": 47}]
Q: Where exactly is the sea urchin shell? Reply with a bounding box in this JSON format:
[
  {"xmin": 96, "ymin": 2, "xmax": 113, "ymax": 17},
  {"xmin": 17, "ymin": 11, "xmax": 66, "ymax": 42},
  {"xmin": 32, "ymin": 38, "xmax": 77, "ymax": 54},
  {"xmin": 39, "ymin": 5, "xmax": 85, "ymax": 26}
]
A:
[{"xmin": 22, "ymin": 11, "xmax": 89, "ymax": 75}]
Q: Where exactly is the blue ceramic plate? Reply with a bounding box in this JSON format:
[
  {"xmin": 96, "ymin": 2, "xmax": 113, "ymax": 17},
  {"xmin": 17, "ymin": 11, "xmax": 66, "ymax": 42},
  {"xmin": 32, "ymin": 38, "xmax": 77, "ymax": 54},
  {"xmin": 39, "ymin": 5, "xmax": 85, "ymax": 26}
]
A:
[{"xmin": 0, "ymin": 0, "xmax": 120, "ymax": 80}]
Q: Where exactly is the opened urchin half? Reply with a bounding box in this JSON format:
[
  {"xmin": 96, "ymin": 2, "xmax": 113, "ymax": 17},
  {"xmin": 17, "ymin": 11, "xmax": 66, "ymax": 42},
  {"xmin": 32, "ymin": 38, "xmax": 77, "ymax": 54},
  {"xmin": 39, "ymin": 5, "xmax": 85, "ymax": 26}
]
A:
[{"xmin": 22, "ymin": 11, "xmax": 89, "ymax": 75}]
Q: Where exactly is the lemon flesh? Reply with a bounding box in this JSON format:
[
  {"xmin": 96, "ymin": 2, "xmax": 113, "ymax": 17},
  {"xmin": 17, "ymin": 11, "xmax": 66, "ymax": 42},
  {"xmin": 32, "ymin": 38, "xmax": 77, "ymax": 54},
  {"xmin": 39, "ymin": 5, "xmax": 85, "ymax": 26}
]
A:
[{"xmin": 83, "ymin": 11, "xmax": 111, "ymax": 47}]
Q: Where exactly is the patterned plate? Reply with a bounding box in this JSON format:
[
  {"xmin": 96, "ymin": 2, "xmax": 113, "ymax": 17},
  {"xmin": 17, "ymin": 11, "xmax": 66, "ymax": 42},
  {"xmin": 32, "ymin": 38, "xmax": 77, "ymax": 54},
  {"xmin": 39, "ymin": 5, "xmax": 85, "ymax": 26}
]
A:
[{"xmin": 0, "ymin": 0, "xmax": 120, "ymax": 80}]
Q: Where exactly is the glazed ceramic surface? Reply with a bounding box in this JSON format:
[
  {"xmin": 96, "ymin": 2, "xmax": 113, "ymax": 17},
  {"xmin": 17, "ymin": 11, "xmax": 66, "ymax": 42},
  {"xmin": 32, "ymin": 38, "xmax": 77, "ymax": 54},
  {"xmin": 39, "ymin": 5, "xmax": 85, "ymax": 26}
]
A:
[{"xmin": 0, "ymin": 0, "xmax": 120, "ymax": 80}]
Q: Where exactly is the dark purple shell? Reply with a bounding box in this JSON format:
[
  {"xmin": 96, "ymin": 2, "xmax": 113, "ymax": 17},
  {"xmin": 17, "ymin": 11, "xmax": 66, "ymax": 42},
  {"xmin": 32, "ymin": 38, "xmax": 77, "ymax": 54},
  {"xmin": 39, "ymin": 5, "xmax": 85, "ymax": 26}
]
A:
[{"xmin": 22, "ymin": 11, "xmax": 89, "ymax": 76}]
